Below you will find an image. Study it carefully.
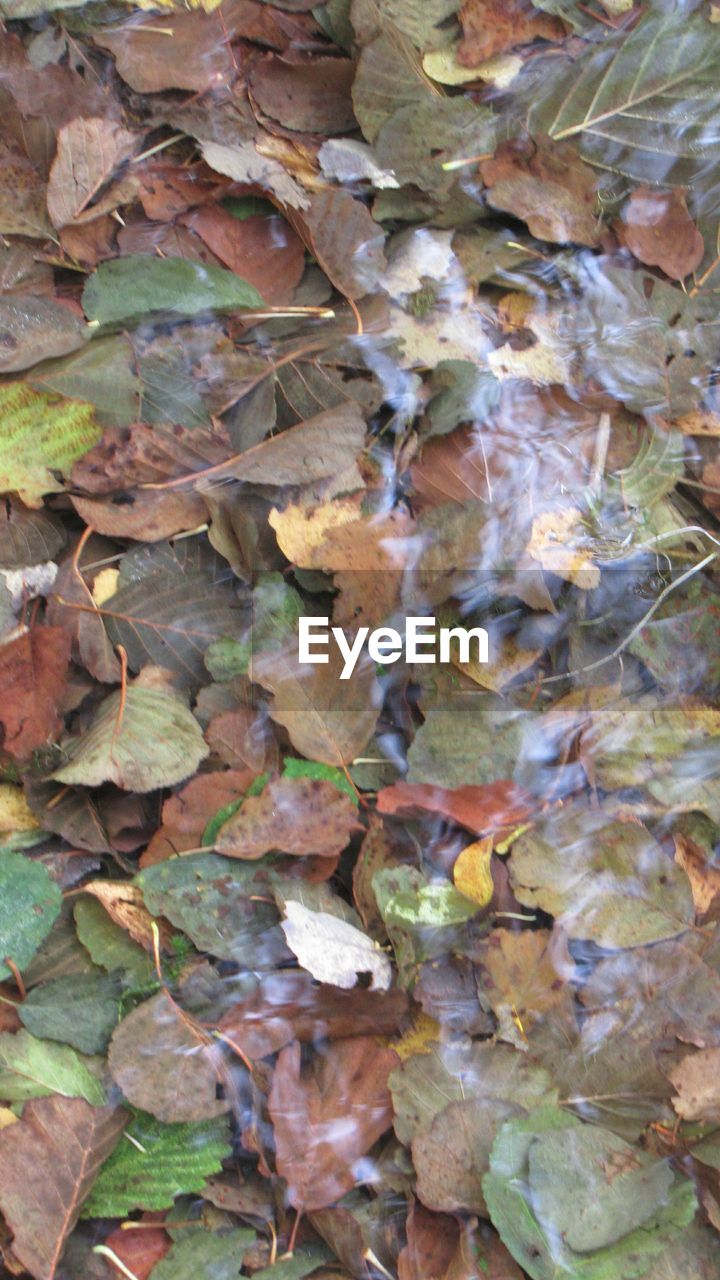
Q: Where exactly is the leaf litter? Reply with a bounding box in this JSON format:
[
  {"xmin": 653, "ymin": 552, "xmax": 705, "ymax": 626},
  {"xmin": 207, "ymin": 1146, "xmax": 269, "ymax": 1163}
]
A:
[{"xmin": 0, "ymin": 0, "xmax": 719, "ymax": 1278}]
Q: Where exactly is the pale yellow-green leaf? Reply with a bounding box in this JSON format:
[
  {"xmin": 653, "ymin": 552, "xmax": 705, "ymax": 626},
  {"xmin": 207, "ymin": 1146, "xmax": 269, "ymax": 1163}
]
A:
[
  {"xmin": 53, "ymin": 687, "xmax": 208, "ymax": 793},
  {"xmin": 0, "ymin": 384, "xmax": 101, "ymax": 507}
]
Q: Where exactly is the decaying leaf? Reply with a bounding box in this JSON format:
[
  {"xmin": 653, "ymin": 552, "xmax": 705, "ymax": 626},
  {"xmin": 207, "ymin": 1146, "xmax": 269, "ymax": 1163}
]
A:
[
  {"xmin": 620, "ymin": 186, "xmax": 704, "ymax": 281},
  {"xmin": 281, "ymin": 900, "xmax": 392, "ymax": 990},
  {"xmin": 269, "ymin": 1037, "xmax": 398, "ymax": 1209},
  {"xmin": 0, "ymin": 1095, "xmax": 126, "ymax": 1280}
]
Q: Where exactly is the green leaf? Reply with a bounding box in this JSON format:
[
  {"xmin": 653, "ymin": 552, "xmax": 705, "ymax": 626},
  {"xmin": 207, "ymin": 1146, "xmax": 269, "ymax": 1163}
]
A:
[
  {"xmin": 483, "ymin": 1107, "xmax": 697, "ymax": 1280},
  {"xmin": 137, "ymin": 853, "xmax": 285, "ymax": 966},
  {"xmin": 82, "ymin": 1113, "xmax": 231, "ymax": 1216},
  {"xmin": 18, "ymin": 973, "xmax": 121, "ymax": 1055},
  {"xmin": 140, "ymin": 1227, "xmax": 255, "ymax": 1280},
  {"xmin": 0, "ymin": 384, "xmax": 101, "ymax": 506},
  {"xmin": 282, "ymin": 756, "xmax": 359, "ymax": 805},
  {"xmin": 0, "ymin": 852, "xmax": 62, "ymax": 982},
  {"xmin": 509, "ymin": 805, "xmax": 694, "ymax": 948},
  {"xmin": 525, "ymin": 6, "xmax": 720, "ymax": 182},
  {"xmin": 605, "ymin": 419, "xmax": 686, "ymax": 508},
  {"xmin": 28, "ymin": 336, "xmax": 140, "ymax": 428},
  {"xmin": 0, "ymin": 1030, "xmax": 105, "ymax": 1105},
  {"xmin": 82, "ymin": 255, "xmax": 265, "ymax": 328},
  {"xmin": 424, "ymin": 360, "xmax": 500, "ymax": 437},
  {"xmin": 375, "ymin": 865, "xmax": 479, "ymax": 929},
  {"xmin": 251, "ymin": 1243, "xmax": 334, "ymax": 1279},
  {"xmin": 73, "ymin": 898, "xmax": 155, "ymax": 989},
  {"xmin": 53, "ymin": 687, "xmax": 208, "ymax": 793},
  {"xmin": 205, "ymin": 573, "xmax": 303, "ymax": 681}
]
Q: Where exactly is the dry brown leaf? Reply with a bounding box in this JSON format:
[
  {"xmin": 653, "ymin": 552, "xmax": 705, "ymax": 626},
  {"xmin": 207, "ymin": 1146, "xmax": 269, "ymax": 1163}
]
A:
[
  {"xmin": 47, "ymin": 118, "xmax": 139, "ymax": 230},
  {"xmin": 398, "ymin": 1201, "xmax": 461, "ymax": 1280},
  {"xmin": 480, "ymin": 138, "xmax": 601, "ymax": 247},
  {"xmin": 458, "ymin": 0, "xmax": 564, "ymax": 66},
  {"xmin": 674, "ymin": 834, "xmax": 720, "ymax": 920},
  {"xmin": 0, "ymin": 1096, "xmax": 126, "ymax": 1280},
  {"xmin": 81, "ymin": 881, "xmax": 172, "ymax": 951},
  {"xmin": 286, "ymin": 187, "xmax": 386, "ymax": 299},
  {"xmin": 107, "ymin": 990, "xmax": 228, "ymax": 1123},
  {"xmin": 206, "ymin": 706, "xmax": 279, "ymax": 773},
  {"xmin": 268, "ymin": 1037, "xmax": 398, "ymax": 1209},
  {"xmin": 0, "ymin": 143, "xmax": 51, "ymax": 239},
  {"xmin": 181, "ymin": 207, "xmax": 305, "ymax": 305},
  {"xmin": 0, "ymin": 627, "xmax": 71, "ymax": 760},
  {"xmin": 251, "ymin": 646, "xmax": 381, "ymax": 767},
  {"xmin": 71, "ymin": 490, "xmax": 208, "ymax": 543},
  {"xmin": 249, "ymin": 55, "xmax": 356, "ymax": 135},
  {"xmin": 215, "ymin": 774, "xmax": 361, "ymax": 859},
  {"xmin": 620, "ymin": 186, "xmax": 704, "ymax": 281},
  {"xmin": 669, "ymin": 1047, "xmax": 720, "ymax": 1122},
  {"xmin": 140, "ymin": 768, "xmax": 254, "ymax": 866}
]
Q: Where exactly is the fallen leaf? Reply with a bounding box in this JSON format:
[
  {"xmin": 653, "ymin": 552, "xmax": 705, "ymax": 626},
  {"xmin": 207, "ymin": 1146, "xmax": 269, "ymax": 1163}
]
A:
[
  {"xmin": 286, "ymin": 187, "xmax": 387, "ymax": 299},
  {"xmin": 480, "ymin": 138, "xmax": 600, "ymax": 246},
  {"xmin": 0, "ymin": 383, "xmax": 100, "ymax": 505},
  {"xmin": 98, "ymin": 1218, "xmax": 170, "ymax": 1280},
  {"xmin": 47, "ymin": 118, "xmax": 138, "ymax": 230},
  {"xmin": 0, "ymin": 853, "xmax": 62, "ymax": 982},
  {"xmin": 252, "ymin": 645, "xmax": 381, "ymax": 767},
  {"xmin": 452, "ymin": 837, "xmax": 495, "ymax": 906},
  {"xmin": 81, "ymin": 881, "xmax": 170, "ymax": 952},
  {"xmin": 0, "ymin": 302, "xmax": 87, "ymax": 377},
  {"xmin": 108, "ymin": 990, "xmax": 228, "ymax": 1123},
  {"xmin": 376, "ymin": 781, "xmax": 535, "ymax": 834},
  {"xmin": 280, "ymin": 900, "xmax": 392, "ymax": 990},
  {"xmin": 269, "ymin": 1037, "xmax": 398, "ymax": 1209},
  {"xmin": 670, "ymin": 1047, "xmax": 720, "ymax": 1123},
  {"xmin": 141, "ymin": 769, "xmax": 252, "ymax": 865},
  {"xmin": 0, "ymin": 1096, "xmax": 126, "ymax": 1280},
  {"xmin": 620, "ymin": 186, "xmax": 704, "ymax": 281},
  {"xmin": 458, "ymin": 0, "xmax": 564, "ymax": 65},
  {"xmin": 0, "ymin": 627, "xmax": 70, "ymax": 759},
  {"xmin": 218, "ymin": 970, "xmax": 408, "ymax": 1059},
  {"xmin": 526, "ymin": 507, "xmax": 600, "ymax": 589},
  {"xmin": 53, "ymin": 687, "xmax": 208, "ymax": 793},
  {"xmin": 216, "ymin": 775, "xmax": 361, "ymax": 859},
  {"xmin": 674, "ymin": 834, "xmax": 720, "ymax": 920},
  {"xmin": 250, "ymin": 55, "xmax": 356, "ymax": 134},
  {"xmin": 181, "ymin": 207, "xmax": 305, "ymax": 305}
]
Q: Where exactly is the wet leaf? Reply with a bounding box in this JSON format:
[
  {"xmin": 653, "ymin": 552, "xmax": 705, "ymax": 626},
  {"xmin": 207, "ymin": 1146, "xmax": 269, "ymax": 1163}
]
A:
[
  {"xmin": 0, "ymin": 1096, "xmax": 126, "ymax": 1280},
  {"xmin": 480, "ymin": 138, "xmax": 601, "ymax": 246},
  {"xmin": 483, "ymin": 1107, "xmax": 696, "ymax": 1280},
  {"xmin": 216, "ymin": 775, "xmax": 360, "ymax": 859},
  {"xmin": 19, "ymin": 973, "xmax": 121, "ymax": 1055},
  {"xmin": 0, "ymin": 627, "xmax": 71, "ymax": 760},
  {"xmin": 146, "ymin": 1227, "xmax": 255, "ymax": 1280},
  {"xmin": 620, "ymin": 186, "xmax": 704, "ymax": 282},
  {"xmin": 509, "ymin": 806, "xmax": 695, "ymax": 947},
  {"xmin": 107, "ymin": 990, "xmax": 228, "ymax": 1123},
  {"xmin": 458, "ymin": 0, "xmax": 564, "ymax": 65},
  {"xmin": 137, "ymin": 852, "xmax": 285, "ymax": 965},
  {"xmin": 82, "ymin": 255, "xmax": 264, "ymax": 328},
  {"xmin": 269, "ymin": 1037, "xmax": 398, "ymax": 1210},
  {"xmin": 82, "ymin": 1112, "xmax": 231, "ymax": 1216}
]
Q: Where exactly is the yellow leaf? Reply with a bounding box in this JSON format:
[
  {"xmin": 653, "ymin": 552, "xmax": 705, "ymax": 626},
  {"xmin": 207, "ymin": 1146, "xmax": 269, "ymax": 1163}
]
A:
[
  {"xmin": 453, "ymin": 836, "xmax": 495, "ymax": 907},
  {"xmin": 0, "ymin": 1107, "xmax": 18, "ymax": 1130},
  {"xmin": 526, "ymin": 507, "xmax": 600, "ymax": 590},
  {"xmin": 389, "ymin": 1011, "xmax": 441, "ymax": 1061},
  {"xmin": 92, "ymin": 567, "xmax": 119, "ymax": 607},
  {"xmin": 0, "ymin": 784, "xmax": 40, "ymax": 837},
  {"xmin": 453, "ymin": 635, "xmax": 540, "ymax": 692}
]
